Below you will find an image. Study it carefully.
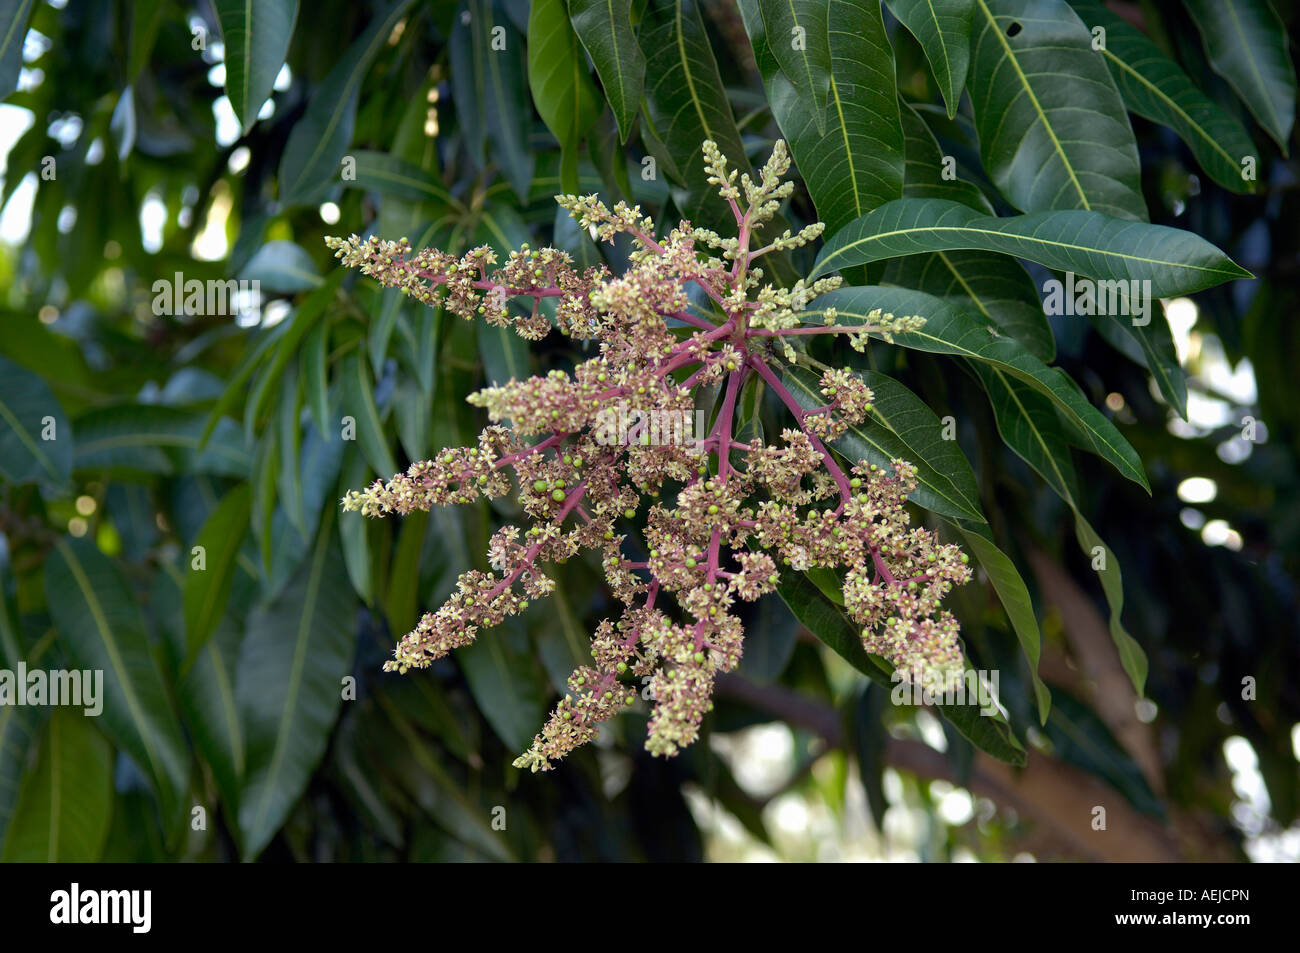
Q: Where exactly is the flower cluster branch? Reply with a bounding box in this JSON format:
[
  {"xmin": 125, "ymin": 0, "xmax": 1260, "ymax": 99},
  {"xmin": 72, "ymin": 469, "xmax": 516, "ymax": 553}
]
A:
[{"xmin": 328, "ymin": 140, "xmax": 971, "ymax": 772}]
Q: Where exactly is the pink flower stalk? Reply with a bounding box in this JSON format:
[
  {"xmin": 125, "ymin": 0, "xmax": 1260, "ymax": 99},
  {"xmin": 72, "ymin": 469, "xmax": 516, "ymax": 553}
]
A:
[{"xmin": 328, "ymin": 140, "xmax": 972, "ymax": 772}]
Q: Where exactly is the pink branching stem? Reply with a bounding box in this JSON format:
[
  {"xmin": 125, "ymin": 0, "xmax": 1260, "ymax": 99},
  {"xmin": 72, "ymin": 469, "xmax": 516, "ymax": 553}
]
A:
[
  {"xmin": 748, "ymin": 325, "xmax": 866, "ymax": 337},
  {"xmin": 746, "ymin": 355, "xmax": 852, "ymax": 505}
]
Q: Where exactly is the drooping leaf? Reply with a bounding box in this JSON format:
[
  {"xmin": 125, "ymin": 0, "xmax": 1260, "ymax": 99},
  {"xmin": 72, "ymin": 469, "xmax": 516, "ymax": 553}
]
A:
[
  {"xmin": 639, "ymin": 0, "xmax": 750, "ymax": 216},
  {"xmin": 0, "ymin": 0, "xmax": 36, "ymax": 100},
  {"xmin": 451, "ymin": 0, "xmax": 533, "ymax": 200},
  {"xmin": 155, "ymin": 560, "xmax": 247, "ymax": 820},
  {"xmin": 777, "ymin": 571, "xmax": 1026, "ymax": 765},
  {"xmin": 756, "ymin": 0, "xmax": 831, "ymax": 134},
  {"xmin": 953, "ymin": 521, "xmax": 1051, "ymax": 722},
  {"xmin": 45, "ymin": 539, "xmax": 190, "ymax": 829},
  {"xmin": 1070, "ymin": 0, "xmax": 1258, "ymax": 192},
  {"xmin": 569, "ymin": 0, "xmax": 645, "ymax": 142},
  {"xmin": 968, "ymin": 0, "xmax": 1145, "ymax": 219},
  {"xmin": 813, "ymin": 198, "xmax": 1251, "ymax": 296},
  {"xmin": 236, "ymin": 510, "xmax": 357, "ymax": 859},
  {"xmin": 1185, "ymin": 0, "xmax": 1296, "ymax": 152},
  {"xmin": 783, "ymin": 364, "xmax": 985, "ymax": 522},
  {"xmin": 528, "ymin": 0, "xmax": 601, "ymax": 193},
  {"xmin": 183, "ymin": 483, "xmax": 252, "ymax": 670},
  {"xmin": 971, "ymin": 366, "xmax": 1147, "ymax": 695},
  {"xmin": 739, "ymin": 0, "xmax": 905, "ymax": 232},
  {"xmin": 214, "ymin": 0, "xmax": 299, "ymax": 130},
  {"xmin": 340, "ymin": 351, "xmax": 398, "ymax": 479},
  {"xmin": 802, "ymin": 284, "xmax": 1150, "ymax": 490},
  {"xmin": 0, "ymin": 355, "xmax": 72, "ymax": 488},
  {"xmin": 277, "ymin": 0, "xmax": 414, "ymax": 206},
  {"xmin": 458, "ymin": 618, "xmax": 546, "ymax": 753},
  {"xmin": 0, "ymin": 709, "xmax": 111, "ymax": 862},
  {"xmin": 885, "ymin": 0, "xmax": 973, "ymax": 117}
]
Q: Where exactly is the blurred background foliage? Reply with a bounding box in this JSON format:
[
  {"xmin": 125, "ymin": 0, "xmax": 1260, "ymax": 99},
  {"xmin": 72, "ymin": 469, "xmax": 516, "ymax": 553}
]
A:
[{"xmin": 0, "ymin": 0, "xmax": 1296, "ymax": 862}]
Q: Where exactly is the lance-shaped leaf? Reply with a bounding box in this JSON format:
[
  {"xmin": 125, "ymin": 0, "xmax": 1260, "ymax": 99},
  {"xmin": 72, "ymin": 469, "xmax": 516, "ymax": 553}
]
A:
[
  {"xmin": 214, "ymin": 0, "xmax": 299, "ymax": 130},
  {"xmin": 756, "ymin": 0, "xmax": 831, "ymax": 134},
  {"xmin": 1087, "ymin": 306, "xmax": 1187, "ymax": 419},
  {"xmin": 777, "ymin": 572, "xmax": 1026, "ymax": 765},
  {"xmin": 952, "ymin": 520, "xmax": 1050, "ymax": 722},
  {"xmin": 451, "ymin": 0, "xmax": 533, "ymax": 200},
  {"xmin": 340, "ymin": 351, "xmax": 398, "ymax": 479},
  {"xmin": 887, "ymin": 102, "xmax": 1054, "ymax": 360},
  {"xmin": 277, "ymin": 0, "xmax": 413, "ymax": 206},
  {"xmin": 339, "ymin": 150, "xmax": 456, "ymax": 208},
  {"xmin": 968, "ymin": 0, "xmax": 1145, "ymax": 220},
  {"xmin": 803, "ymin": 284, "xmax": 1149, "ymax": 490},
  {"xmin": 75, "ymin": 405, "xmax": 251, "ymax": 478},
  {"xmin": 0, "ymin": 709, "xmax": 112, "ymax": 862},
  {"xmin": 236, "ymin": 511, "xmax": 357, "ymax": 859},
  {"xmin": 1070, "ymin": 0, "xmax": 1258, "ymax": 193},
  {"xmin": 529, "ymin": 0, "xmax": 602, "ymax": 193},
  {"xmin": 0, "ymin": 0, "xmax": 36, "ymax": 100},
  {"xmin": 812, "ymin": 198, "xmax": 1252, "ymax": 295},
  {"xmin": 0, "ymin": 355, "xmax": 72, "ymax": 488},
  {"xmin": 1046, "ymin": 689, "xmax": 1161, "ymax": 816},
  {"xmin": 972, "ymin": 365, "xmax": 1146, "ymax": 694},
  {"xmin": 783, "ymin": 365, "xmax": 985, "ymax": 522},
  {"xmin": 885, "ymin": 0, "xmax": 974, "ymax": 117},
  {"xmin": 183, "ymin": 484, "xmax": 252, "ymax": 669},
  {"xmin": 739, "ymin": 0, "xmax": 904, "ymax": 232},
  {"xmin": 156, "ymin": 560, "xmax": 247, "ymax": 821},
  {"xmin": 45, "ymin": 539, "xmax": 190, "ymax": 829},
  {"xmin": 639, "ymin": 0, "xmax": 749, "ymax": 212},
  {"xmin": 1185, "ymin": 0, "xmax": 1296, "ymax": 152},
  {"xmin": 569, "ymin": 0, "xmax": 645, "ymax": 143},
  {"xmin": 458, "ymin": 618, "xmax": 547, "ymax": 753}
]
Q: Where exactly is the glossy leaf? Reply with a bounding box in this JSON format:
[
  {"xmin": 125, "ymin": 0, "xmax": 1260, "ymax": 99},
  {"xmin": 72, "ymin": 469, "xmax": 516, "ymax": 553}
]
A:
[
  {"xmin": 783, "ymin": 364, "xmax": 985, "ymax": 522},
  {"xmin": 885, "ymin": 0, "xmax": 973, "ymax": 117},
  {"xmin": 803, "ymin": 284, "xmax": 1150, "ymax": 490},
  {"xmin": 968, "ymin": 0, "xmax": 1144, "ymax": 219},
  {"xmin": 236, "ymin": 511, "xmax": 357, "ymax": 859},
  {"xmin": 739, "ymin": 0, "xmax": 905, "ymax": 232},
  {"xmin": 277, "ymin": 0, "xmax": 413, "ymax": 206},
  {"xmin": 954, "ymin": 521, "xmax": 1051, "ymax": 722},
  {"xmin": 887, "ymin": 103, "xmax": 1054, "ymax": 361},
  {"xmin": 569, "ymin": 0, "xmax": 645, "ymax": 142},
  {"xmin": 528, "ymin": 0, "xmax": 602, "ymax": 192},
  {"xmin": 756, "ymin": 0, "xmax": 831, "ymax": 134},
  {"xmin": 214, "ymin": 0, "xmax": 299, "ymax": 130},
  {"xmin": 0, "ymin": 709, "xmax": 111, "ymax": 862},
  {"xmin": 1071, "ymin": 0, "xmax": 1258, "ymax": 192},
  {"xmin": 46, "ymin": 539, "xmax": 190, "ymax": 828},
  {"xmin": 813, "ymin": 198, "xmax": 1251, "ymax": 295},
  {"xmin": 0, "ymin": 355, "xmax": 72, "ymax": 488},
  {"xmin": 1185, "ymin": 0, "xmax": 1296, "ymax": 151}
]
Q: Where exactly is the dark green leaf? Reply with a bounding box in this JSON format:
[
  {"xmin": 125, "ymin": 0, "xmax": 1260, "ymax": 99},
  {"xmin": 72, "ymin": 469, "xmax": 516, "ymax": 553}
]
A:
[
  {"xmin": 236, "ymin": 510, "xmax": 357, "ymax": 859},
  {"xmin": 569, "ymin": 0, "xmax": 645, "ymax": 142},
  {"xmin": 0, "ymin": 355, "xmax": 72, "ymax": 488},
  {"xmin": 0, "ymin": 709, "xmax": 111, "ymax": 862},
  {"xmin": 1185, "ymin": 0, "xmax": 1296, "ymax": 151},
  {"xmin": 46, "ymin": 539, "xmax": 190, "ymax": 828},
  {"xmin": 969, "ymin": 0, "xmax": 1144, "ymax": 219},
  {"xmin": 214, "ymin": 0, "xmax": 299, "ymax": 130},
  {"xmin": 813, "ymin": 199, "xmax": 1251, "ymax": 296},
  {"xmin": 885, "ymin": 0, "xmax": 973, "ymax": 117}
]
